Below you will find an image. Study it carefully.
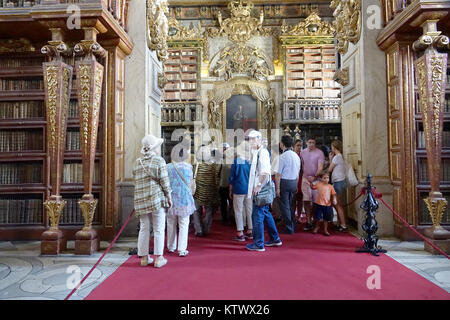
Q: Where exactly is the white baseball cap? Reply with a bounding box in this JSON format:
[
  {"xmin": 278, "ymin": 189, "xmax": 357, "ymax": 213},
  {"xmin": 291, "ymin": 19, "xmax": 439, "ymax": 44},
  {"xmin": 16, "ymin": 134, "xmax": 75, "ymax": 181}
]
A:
[{"xmin": 247, "ymin": 130, "xmax": 262, "ymax": 139}]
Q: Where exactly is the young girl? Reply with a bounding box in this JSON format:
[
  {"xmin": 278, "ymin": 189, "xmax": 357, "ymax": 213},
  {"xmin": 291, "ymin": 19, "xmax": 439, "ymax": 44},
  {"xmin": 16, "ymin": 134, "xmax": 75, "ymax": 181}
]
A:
[{"xmin": 310, "ymin": 172, "xmax": 337, "ymax": 236}]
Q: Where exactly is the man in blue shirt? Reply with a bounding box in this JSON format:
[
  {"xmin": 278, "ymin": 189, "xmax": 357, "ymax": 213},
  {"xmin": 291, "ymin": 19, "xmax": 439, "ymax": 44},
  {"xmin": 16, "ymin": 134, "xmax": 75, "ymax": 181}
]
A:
[{"xmin": 274, "ymin": 135, "xmax": 301, "ymax": 234}]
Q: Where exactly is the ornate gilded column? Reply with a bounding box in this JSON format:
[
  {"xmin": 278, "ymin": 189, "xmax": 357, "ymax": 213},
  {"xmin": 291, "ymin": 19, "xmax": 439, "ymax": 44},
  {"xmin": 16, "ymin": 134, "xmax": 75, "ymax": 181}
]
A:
[
  {"xmin": 73, "ymin": 26, "xmax": 106, "ymax": 255},
  {"xmin": 413, "ymin": 18, "xmax": 450, "ymax": 253},
  {"xmin": 40, "ymin": 29, "xmax": 73, "ymax": 255}
]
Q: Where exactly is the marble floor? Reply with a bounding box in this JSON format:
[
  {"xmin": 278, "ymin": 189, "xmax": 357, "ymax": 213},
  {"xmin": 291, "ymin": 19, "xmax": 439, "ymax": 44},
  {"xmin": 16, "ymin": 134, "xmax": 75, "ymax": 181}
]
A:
[{"xmin": 0, "ymin": 234, "xmax": 449, "ymax": 300}]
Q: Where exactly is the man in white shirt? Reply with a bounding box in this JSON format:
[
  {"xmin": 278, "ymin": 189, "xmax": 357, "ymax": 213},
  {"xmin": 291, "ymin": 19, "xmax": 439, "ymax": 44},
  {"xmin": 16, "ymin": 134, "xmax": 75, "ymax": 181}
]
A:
[
  {"xmin": 246, "ymin": 130, "xmax": 282, "ymax": 251},
  {"xmin": 274, "ymin": 135, "xmax": 301, "ymax": 234}
]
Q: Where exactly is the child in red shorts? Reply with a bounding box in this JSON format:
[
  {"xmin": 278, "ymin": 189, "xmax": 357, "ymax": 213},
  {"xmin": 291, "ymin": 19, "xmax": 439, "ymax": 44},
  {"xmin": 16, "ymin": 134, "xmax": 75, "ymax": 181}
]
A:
[{"xmin": 310, "ymin": 172, "xmax": 337, "ymax": 236}]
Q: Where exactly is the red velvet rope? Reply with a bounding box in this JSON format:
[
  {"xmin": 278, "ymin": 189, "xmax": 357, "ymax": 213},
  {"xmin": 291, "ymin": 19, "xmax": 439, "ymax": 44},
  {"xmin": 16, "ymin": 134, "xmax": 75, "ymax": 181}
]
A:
[
  {"xmin": 64, "ymin": 208, "xmax": 136, "ymax": 300},
  {"xmin": 357, "ymin": 187, "xmax": 449, "ymax": 260}
]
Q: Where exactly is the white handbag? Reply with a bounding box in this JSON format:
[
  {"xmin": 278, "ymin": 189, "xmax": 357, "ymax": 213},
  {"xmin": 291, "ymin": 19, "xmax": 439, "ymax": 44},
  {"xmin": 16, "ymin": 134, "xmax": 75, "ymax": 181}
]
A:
[{"xmin": 345, "ymin": 163, "xmax": 359, "ymax": 187}]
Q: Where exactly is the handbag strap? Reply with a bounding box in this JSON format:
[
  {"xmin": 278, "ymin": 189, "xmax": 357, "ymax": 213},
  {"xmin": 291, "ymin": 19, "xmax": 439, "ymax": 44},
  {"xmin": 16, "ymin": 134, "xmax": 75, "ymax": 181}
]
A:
[
  {"xmin": 139, "ymin": 157, "xmax": 157, "ymax": 180},
  {"xmin": 172, "ymin": 161, "xmax": 190, "ymax": 189},
  {"xmin": 193, "ymin": 163, "xmax": 199, "ymax": 180}
]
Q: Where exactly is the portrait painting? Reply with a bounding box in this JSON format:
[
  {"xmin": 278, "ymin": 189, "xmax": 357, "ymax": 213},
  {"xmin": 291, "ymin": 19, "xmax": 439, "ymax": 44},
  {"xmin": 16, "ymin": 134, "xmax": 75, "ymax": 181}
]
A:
[{"xmin": 225, "ymin": 94, "xmax": 258, "ymax": 133}]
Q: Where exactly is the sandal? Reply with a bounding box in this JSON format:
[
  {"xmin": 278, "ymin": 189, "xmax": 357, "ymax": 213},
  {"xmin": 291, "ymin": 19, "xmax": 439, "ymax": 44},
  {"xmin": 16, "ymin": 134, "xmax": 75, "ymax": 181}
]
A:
[{"xmin": 337, "ymin": 226, "xmax": 349, "ymax": 232}]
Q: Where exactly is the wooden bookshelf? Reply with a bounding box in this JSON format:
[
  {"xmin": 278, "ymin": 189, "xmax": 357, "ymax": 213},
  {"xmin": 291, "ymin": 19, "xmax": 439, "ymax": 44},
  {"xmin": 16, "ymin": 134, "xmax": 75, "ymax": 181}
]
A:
[
  {"xmin": 0, "ymin": 51, "xmax": 106, "ymax": 236},
  {"xmin": 285, "ymin": 44, "xmax": 340, "ymax": 100},
  {"xmin": 413, "ymin": 60, "xmax": 450, "ymax": 225},
  {"xmin": 0, "ymin": 52, "xmax": 47, "ymax": 230},
  {"xmin": 163, "ymin": 48, "xmax": 200, "ymax": 102}
]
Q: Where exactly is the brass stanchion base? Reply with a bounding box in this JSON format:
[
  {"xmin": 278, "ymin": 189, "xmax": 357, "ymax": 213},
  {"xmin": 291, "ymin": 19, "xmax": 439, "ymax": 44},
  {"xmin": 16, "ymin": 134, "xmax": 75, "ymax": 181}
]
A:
[
  {"xmin": 75, "ymin": 195, "xmax": 99, "ymax": 255},
  {"xmin": 40, "ymin": 196, "xmax": 66, "ymax": 255}
]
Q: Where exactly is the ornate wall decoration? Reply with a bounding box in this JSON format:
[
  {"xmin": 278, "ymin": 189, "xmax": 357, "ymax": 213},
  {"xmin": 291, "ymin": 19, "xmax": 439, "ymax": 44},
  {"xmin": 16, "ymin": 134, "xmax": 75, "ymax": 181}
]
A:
[
  {"xmin": 330, "ymin": 0, "xmax": 362, "ymax": 55},
  {"xmin": 42, "ymin": 58, "xmax": 73, "ymax": 197},
  {"xmin": 211, "ymin": 44, "xmax": 273, "ymax": 81},
  {"xmin": 333, "ymin": 67, "xmax": 349, "ymax": 87},
  {"xmin": 146, "ymin": 0, "xmax": 169, "ymax": 62},
  {"xmin": 205, "ymin": 0, "xmax": 271, "ymax": 45},
  {"xmin": 0, "ymin": 38, "xmax": 35, "ymax": 53},
  {"xmin": 207, "ymin": 77, "xmax": 275, "ymax": 137},
  {"xmin": 44, "ymin": 65, "xmax": 59, "ymax": 152},
  {"xmin": 281, "ymin": 11, "xmax": 334, "ymax": 37},
  {"xmin": 413, "ymin": 19, "xmax": 449, "ymax": 236},
  {"xmin": 168, "ymin": 18, "xmax": 203, "ymax": 41},
  {"xmin": 157, "ymin": 72, "xmax": 168, "ymax": 90}
]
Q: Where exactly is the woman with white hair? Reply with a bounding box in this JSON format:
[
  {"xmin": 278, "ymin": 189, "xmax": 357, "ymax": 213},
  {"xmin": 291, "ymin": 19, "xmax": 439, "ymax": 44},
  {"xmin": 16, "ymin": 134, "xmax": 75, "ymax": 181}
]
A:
[
  {"xmin": 133, "ymin": 134, "xmax": 172, "ymax": 268},
  {"xmin": 192, "ymin": 145, "xmax": 220, "ymax": 236}
]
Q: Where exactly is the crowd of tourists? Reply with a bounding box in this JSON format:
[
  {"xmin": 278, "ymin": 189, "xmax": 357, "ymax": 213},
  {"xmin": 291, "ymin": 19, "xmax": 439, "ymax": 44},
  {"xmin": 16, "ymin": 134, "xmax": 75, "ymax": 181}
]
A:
[{"xmin": 133, "ymin": 131, "xmax": 351, "ymax": 268}]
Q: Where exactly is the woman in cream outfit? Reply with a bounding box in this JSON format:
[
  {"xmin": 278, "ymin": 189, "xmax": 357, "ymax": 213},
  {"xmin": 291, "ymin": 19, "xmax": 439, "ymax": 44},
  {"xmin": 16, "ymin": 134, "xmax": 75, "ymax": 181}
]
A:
[{"xmin": 133, "ymin": 134, "xmax": 172, "ymax": 268}]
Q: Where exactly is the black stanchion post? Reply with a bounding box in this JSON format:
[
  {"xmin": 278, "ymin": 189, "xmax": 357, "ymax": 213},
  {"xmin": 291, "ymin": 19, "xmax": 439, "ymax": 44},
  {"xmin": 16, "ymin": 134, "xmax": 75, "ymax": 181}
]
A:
[{"xmin": 356, "ymin": 174, "xmax": 387, "ymax": 256}]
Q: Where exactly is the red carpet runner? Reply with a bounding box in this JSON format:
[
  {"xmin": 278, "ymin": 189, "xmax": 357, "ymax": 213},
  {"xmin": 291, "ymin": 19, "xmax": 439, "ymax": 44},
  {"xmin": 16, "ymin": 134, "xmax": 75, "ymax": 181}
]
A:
[{"xmin": 86, "ymin": 222, "xmax": 449, "ymax": 300}]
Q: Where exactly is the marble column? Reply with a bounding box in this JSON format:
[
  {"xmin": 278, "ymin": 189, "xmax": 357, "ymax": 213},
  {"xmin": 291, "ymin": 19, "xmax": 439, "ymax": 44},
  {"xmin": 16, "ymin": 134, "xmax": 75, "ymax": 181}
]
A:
[
  {"xmin": 338, "ymin": 0, "xmax": 394, "ymax": 236},
  {"xmin": 122, "ymin": 0, "xmax": 164, "ymax": 236}
]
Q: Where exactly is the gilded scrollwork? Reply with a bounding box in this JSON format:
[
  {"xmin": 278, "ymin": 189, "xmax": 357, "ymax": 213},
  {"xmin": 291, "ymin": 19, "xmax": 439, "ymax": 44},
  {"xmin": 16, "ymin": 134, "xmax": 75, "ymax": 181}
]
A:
[
  {"xmin": 207, "ymin": 0, "xmax": 270, "ymax": 45},
  {"xmin": 168, "ymin": 18, "xmax": 203, "ymax": 41},
  {"xmin": 330, "ymin": 0, "xmax": 361, "ymax": 54},
  {"xmin": 413, "ymin": 19, "xmax": 449, "ymax": 230},
  {"xmin": 282, "ymin": 11, "xmax": 334, "ymax": 37},
  {"xmin": 333, "ymin": 67, "xmax": 349, "ymax": 87},
  {"xmin": 78, "ymin": 64, "xmax": 92, "ymax": 155},
  {"xmin": 212, "ymin": 45, "xmax": 273, "ymax": 81},
  {"xmin": 44, "ymin": 65, "xmax": 59, "ymax": 152},
  {"xmin": 44, "ymin": 199, "xmax": 66, "ymax": 230},
  {"xmin": 78, "ymin": 199, "xmax": 98, "ymax": 230},
  {"xmin": 146, "ymin": 0, "xmax": 169, "ymax": 62}
]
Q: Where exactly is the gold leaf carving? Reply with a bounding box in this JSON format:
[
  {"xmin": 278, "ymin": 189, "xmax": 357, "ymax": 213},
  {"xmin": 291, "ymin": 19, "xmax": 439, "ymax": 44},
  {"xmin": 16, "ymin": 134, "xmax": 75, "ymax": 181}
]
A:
[
  {"xmin": 146, "ymin": 0, "xmax": 169, "ymax": 62},
  {"xmin": 45, "ymin": 65, "xmax": 59, "ymax": 152},
  {"xmin": 282, "ymin": 12, "xmax": 334, "ymax": 37},
  {"xmin": 330, "ymin": 0, "xmax": 361, "ymax": 54}
]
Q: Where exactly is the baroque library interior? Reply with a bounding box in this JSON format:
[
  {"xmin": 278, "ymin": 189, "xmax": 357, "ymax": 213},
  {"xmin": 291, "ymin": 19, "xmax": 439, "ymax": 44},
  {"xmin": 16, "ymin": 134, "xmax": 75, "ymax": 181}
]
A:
[{"xmin": 0, "ymin": 0, "xmax": 449, "ymax": 301}]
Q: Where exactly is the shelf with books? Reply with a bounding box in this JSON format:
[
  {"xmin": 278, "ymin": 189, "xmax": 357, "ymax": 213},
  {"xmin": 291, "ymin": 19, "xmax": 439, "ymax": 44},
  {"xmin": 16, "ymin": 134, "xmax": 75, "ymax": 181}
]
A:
[
  {"xmin": 59, "ymin": 192, "xmax": 102, "ymax": 226},
  {"xmin": 62, "ymin": 160, "xmax": 101, "ymax": 185},
  {"xmin": 0, "ymin": 127, "xmax": 44, "ymax": 153},
  {"xmin": 163, "ymin": 48, "xmax": 199, "ymax": 103},
  {"xmin": 0, "ymin": 192, "xmax": 44, "ymax": 225},
  {"xmin": 284, "ymin": 44, "xmax": 339, "ymax": 101},
  {"xmin": 0, "ymin": 159, "xmax": 44, "ymax": 185}
]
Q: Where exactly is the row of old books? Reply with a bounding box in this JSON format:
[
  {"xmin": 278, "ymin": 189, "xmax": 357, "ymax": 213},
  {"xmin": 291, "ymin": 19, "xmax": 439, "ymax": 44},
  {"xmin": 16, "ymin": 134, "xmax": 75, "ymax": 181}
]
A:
[
  {"xmin": 0, "ymin": 57, "xmax": 44, "ymax": 68},
  {"xmin": 0, "ymin": 130, "xmax": 43, "ymax": 152},
  {"xmin": 0, "ymin": 101, "xmax": 44, "ymax": 119},
  {"xmin": 65, "ymin": 130, "xmax": 101, "ymax": 151},
  {"xmin": 63, "ymin": 162, "xmax": 100, "ymax": 184},
  {"xmin": 0, "ymin": 198, "xmax": 43, "ymax": 224},
  {"xmin": 418, "ymin": 131, "xmax": 450, "ymax": 149},
  {"xmin": 417, "ymin": 158, "xmax": 450, "ymax": 182},
  {"xmin": 60, "ymin": 197, "xmax": 99, "ymax": 225},
  {"xmin": 0, "ymin": 163, "xmax": 42, "ymax": 184},
  {"xmin": 0, "ymin": 79, "xmax": 44, "ymax": 91}
]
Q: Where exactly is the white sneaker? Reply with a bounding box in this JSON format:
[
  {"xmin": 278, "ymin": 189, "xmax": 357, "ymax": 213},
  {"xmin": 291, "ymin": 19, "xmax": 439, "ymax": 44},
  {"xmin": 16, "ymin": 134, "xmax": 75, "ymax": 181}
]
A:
[
  {"xmin": 154, "ymin": 256, "xmax": 168, "ymax": 268},
  {"xmin": 179, "ymin": 250, "xmax": 189, "ymax": 257}
]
